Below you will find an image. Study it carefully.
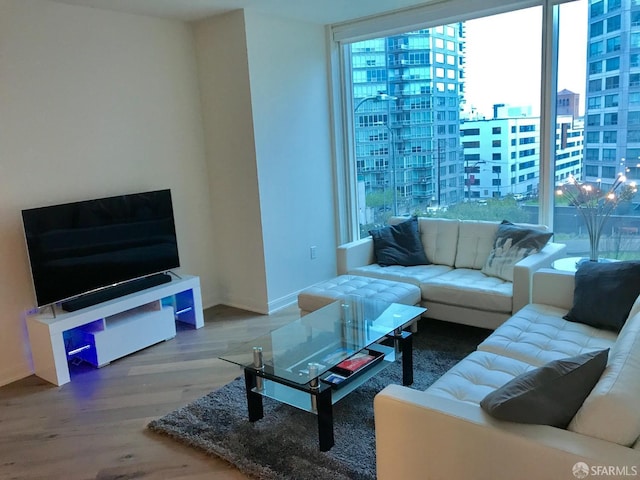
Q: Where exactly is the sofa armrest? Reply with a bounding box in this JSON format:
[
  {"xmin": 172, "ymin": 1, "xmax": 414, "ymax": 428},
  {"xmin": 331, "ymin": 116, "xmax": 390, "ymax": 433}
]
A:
[
  {"xmin": 375, "ymin": 385, "xmax": 638, "ymax": 480},
  {"xmin": 532, "ymin": 267, "xmax": 576, "ymax": 310},
  {"xmin": 336, "ymin": 237, "xmax": 375, "ymax": 275},
  {"xmin": 512, "ymin": 242, "xmax": 567, "ymax": 313}
]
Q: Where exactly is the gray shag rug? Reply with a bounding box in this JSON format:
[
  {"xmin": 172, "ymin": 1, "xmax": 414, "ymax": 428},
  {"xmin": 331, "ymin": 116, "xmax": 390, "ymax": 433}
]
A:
[{"xmin": 148, "ymin": 320, "xmax": 489, "ymax": 480}]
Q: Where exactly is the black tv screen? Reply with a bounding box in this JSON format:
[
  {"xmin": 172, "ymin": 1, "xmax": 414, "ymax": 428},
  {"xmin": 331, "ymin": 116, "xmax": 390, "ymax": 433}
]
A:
[{"xmin": 22, "ymin": 189, "xmax": 180, "ymax": 307}]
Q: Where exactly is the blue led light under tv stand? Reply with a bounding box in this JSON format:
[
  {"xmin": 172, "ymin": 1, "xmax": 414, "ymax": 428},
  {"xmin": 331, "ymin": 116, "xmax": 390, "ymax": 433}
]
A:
[{"xmin": 61, "ymin": 273, "xmax": 172, "ymax": 312}]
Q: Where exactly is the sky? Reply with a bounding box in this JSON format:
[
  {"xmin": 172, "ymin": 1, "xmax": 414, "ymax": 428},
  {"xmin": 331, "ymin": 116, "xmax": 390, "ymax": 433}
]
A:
[{"xmin": 463, "ymin": 2, "xmax": 588, "ymax": 118}]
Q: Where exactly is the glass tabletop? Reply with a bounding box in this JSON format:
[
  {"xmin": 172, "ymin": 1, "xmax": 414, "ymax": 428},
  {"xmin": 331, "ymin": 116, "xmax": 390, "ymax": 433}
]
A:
[{"xmin": 220, "ymin": 296, "xmax": 425, "ymax": 385}]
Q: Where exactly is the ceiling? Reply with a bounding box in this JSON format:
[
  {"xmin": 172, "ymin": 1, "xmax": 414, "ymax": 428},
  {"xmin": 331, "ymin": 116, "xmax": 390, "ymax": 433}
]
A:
[{"xmin": 47, "ymin": 0, "xmax": 435, "ymax": 24}]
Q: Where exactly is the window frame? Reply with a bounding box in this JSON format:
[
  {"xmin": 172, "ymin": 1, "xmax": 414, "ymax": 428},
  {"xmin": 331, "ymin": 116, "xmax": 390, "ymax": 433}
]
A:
[{"xmin": 330, "ymin": 0, "xmax": 569, "ymax": 243}]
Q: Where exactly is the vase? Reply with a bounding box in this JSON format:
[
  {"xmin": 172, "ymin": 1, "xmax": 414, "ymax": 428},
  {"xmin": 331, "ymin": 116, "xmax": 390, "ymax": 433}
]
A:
[
  {"xmin": 583, "ymin": 212, "xmax": 606, "ymax": 262},
  {"xmin": 588, "ymin": 232, "xmax": 600, "ymax": 262}
]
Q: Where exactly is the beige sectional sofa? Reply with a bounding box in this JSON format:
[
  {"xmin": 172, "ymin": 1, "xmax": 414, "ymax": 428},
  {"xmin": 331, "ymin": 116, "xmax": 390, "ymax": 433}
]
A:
[
  {"xmin": 374, "ymin": 269, "xmax": 640, "ymax": 480},
  {"xmin": 337, "ymin": 217, "xmax": 566, "ymax": 330}
]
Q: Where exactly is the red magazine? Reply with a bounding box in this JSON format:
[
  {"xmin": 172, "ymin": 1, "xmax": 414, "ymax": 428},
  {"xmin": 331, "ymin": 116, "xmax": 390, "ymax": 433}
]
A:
[{"xmin": 334, "ymin": 352, "xmax": 376, "ymax": 375}]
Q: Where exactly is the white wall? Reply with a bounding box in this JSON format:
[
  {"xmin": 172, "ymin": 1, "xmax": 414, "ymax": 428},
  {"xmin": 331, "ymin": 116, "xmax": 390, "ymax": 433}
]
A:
[
  {"xmin": 0, "ymin": 0, "xmax": 338, "ymax": 386},
  {"xmin": 0, "ymin": 0, "xmax": 217, "ymax": 386},
  {"xmin": 195, "ymin": 10, "xmax": 337, "ymax": 314},
  {"xmin": 193, "ymin": 11, "xmax": 270, "ymax": 313},
  {"xmin": 244, "ymin": 11, "xmax": 337, "ymax": 311}
]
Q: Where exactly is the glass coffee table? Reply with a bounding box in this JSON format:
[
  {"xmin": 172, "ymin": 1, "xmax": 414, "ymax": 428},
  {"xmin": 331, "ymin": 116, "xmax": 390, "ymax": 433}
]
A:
[{"xmin": 220, "ymin": 296, "xmax": 426, "ymax": 451}]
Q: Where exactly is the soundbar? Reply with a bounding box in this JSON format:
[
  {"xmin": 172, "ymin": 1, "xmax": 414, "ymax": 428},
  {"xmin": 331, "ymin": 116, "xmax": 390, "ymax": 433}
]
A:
[{"xmin": 61, "ymin": 273, "xmax": 172, "ymax": 312}]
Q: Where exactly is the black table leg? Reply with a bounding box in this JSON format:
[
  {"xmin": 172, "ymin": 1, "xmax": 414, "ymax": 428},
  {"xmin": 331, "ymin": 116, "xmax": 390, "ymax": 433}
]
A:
[
  {"xmin": 316, "ymin": 388, "xmax": 334, "ymax": 451},
  {"xmin": 244, "ymin": 369, "xmax": 264, "ymax": 422},
  {"xmin": 401, "ymin": 333, "xmax": 413, "ymax": 386}
]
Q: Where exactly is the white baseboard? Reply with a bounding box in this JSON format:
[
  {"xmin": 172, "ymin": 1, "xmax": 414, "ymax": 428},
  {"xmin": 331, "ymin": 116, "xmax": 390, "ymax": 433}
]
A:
[
  {"xmin": 266, "ymin": 291, "xmax": 299, "ymax": 314},
  {"xmin": 214, "ymin": 291, "xmax": 300, "ymax": 316}
]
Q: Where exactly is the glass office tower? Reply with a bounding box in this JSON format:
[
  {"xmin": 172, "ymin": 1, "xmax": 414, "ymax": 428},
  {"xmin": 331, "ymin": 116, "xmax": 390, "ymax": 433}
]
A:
[
  {"xmin": 584, "ymin": 0, "xmax": 640, "ymax": 187},
  {"xmin": 350, "ymin": 25, "xmax": 466, "ymax": 228}
]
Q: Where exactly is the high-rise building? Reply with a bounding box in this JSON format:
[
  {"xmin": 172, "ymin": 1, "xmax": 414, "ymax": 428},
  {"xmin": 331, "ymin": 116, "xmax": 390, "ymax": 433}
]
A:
[
  {"xmin": 460, "ymin": 108, "xmax": 583, "ymax": 200},
  {"xmin": 350, "ymin": 24, "xmax": 465, "ymax": 224},
  {"xmin": 584, "ymin": 0, "xmax": 640, "ymax": 187},
  {"xmin": 557, "ymin": 89, "xmax": 580, "ymax": 118}
]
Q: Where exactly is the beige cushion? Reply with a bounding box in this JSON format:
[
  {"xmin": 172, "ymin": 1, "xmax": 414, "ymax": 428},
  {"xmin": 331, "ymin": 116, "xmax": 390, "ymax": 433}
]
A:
[
  {"xmin": 421, "ymin": 268, "xmax": 513, "ymax": 313},
  {"xmin": 568, "ymin": 311, "xmax": 640, "ymax": 446},
  {"xmin": 455, "ymin": 220, "xmax": 500, "ymax": 269},
  {"xmin": 426, "ymin": 350, "xmax": 536, "ymax": 405},
  {"xmin": 478, "ymin": 304, "xmax": 617, "ymax": 367},
  {"xmin": 418, "ymin": 218, "xmax": 459, "ymax": 266},
  {"xmin": 348, "ymin": 263, "xmax": 452, "ymax": 286}
]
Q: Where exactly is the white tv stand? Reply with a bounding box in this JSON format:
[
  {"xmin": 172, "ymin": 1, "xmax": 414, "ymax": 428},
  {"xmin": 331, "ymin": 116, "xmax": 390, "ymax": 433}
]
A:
[{"xmin": 26, "ymin": 274, "xmax": 204, "ymax": 386}]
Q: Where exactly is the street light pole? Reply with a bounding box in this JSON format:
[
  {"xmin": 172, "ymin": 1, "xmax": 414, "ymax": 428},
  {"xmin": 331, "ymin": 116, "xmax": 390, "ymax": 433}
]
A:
[
  {"xmin": 354, "ymin": 93, "xmax": 398, "ymax": 112},
  {"xmin": 386, "ymin": 111, "xmax": 398, "ymax": 215},
  {"xmin": 354, "ymin": 92, "xmax": 398, "ymax": 215}
]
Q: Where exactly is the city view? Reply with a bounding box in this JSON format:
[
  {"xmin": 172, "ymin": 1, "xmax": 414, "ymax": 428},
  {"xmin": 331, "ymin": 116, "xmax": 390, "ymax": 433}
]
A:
[{"xmin": 347, "ymin": 0, "xmax": 640, "ymax": 260}]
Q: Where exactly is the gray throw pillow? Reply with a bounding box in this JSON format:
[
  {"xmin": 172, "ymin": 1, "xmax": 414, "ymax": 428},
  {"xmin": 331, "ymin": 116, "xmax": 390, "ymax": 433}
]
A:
[
  {"xmin": 480, "ymin": 349, "xmax": 608, "ymax": 428},
  {"xmin": 563, "ymin": 260, "xmax": 640, "ymax": 332},
  {"xmin": 481, "ymin": 220, "xmax": 553, "ymax": 281},
  {"xmin": 369, "ymin": 217, "xmax": 429, "ymax": 267}
]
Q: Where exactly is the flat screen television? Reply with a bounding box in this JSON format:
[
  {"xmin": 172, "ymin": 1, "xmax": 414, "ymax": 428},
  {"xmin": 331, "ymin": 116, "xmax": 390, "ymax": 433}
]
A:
[{"xmin": 22, "ymin": 189, "xmax": 180, "ymax": 310}]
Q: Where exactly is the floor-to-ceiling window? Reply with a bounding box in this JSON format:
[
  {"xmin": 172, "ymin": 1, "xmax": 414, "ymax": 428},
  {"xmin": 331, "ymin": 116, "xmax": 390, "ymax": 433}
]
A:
[
  {"xmin": 334, "ymin": 0, "xmax": 640, "ymax": 253},
  {"xmin": 553, "ymin": 0, "xmax": 640, "ymax": 261},
  {"xmin": 342, "ymin": 6, "xmax": 544, "ymax": 238}
]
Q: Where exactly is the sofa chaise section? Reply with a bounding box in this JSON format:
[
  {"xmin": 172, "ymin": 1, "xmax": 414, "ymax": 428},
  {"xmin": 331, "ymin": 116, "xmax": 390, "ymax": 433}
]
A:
[{"xmin": 374, "ymin": 269, "xmax": 640, "ymax": 480}]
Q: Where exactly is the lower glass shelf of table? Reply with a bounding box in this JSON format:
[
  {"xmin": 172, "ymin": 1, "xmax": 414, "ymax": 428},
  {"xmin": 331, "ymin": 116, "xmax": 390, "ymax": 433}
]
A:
[{"xmin": 220, "ymin": 296, "xmax": 426, "ymax": 451}]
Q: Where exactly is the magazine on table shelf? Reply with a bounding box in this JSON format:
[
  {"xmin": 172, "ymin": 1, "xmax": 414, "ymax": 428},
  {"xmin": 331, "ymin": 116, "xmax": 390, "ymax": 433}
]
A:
[
  {"xmin": 321, "ymin": 349, "xmax": 385, "ymax": 389},
  {"xmin": 322, "ymin": 372, "xmax": 347, "ymax": 385},
  {"xmin": 332, "ymin": 351, "xmax": 381, "ymax": 376}
]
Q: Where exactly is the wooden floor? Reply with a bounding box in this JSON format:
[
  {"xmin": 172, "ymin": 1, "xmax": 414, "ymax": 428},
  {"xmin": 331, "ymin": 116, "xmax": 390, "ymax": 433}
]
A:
[{"xmin": 0, "ymin": 304, "xmax": 299, "ymax": 480}]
